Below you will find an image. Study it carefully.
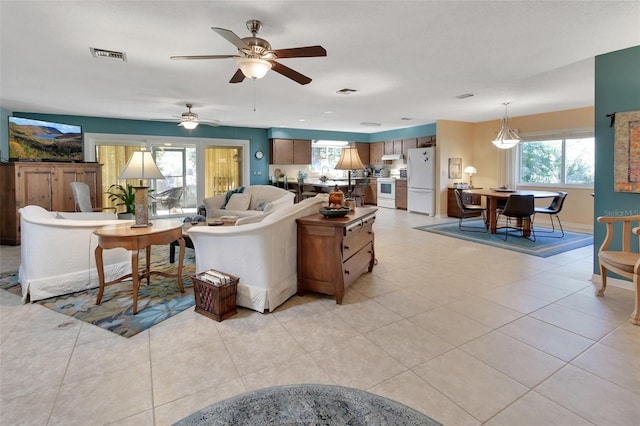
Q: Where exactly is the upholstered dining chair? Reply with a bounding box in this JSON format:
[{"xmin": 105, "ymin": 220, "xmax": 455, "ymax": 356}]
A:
[
  {"xmin": 454, "ymin": 189, "xmax": 487, "ymax": 232},
  {"xmin": 534, "ymin": 191, "xmax": 567, "ymax": 237},
  {"xmin": 596, "ymin": 214, "xmax": 640, "ymax": 325},
  {"xmin": 70, "ymin": 182, "xmax": 116, "ymax": 213},
  {"xmin": 496, "ymin": 194, "xmax": 536, "ymax": 241}
]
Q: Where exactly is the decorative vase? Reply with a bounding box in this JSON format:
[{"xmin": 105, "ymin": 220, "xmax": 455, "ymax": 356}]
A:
[{"xmin": 329, "ymin": 185, "xmax": 344, "ymax": 207}]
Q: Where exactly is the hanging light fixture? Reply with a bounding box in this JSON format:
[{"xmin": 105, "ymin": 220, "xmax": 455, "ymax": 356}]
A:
[
  {"xmin": 492, "ymin": 102, "xmax": 521, "ymax": 149},
  {"xmin": 237, "ymin": 57, "xmax": 272, "ymax": 79}
]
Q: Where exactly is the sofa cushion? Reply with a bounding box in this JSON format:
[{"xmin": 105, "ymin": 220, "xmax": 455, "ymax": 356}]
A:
[
  {"xmin": 221, "ymin": 186, "xmax": 245, "ymax": 209},
  {"xmin": 225, "ymin": 193, "xmax": 251, "ymax": 211}
]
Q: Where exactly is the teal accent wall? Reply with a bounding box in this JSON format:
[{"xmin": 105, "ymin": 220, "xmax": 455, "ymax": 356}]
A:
[
  {"xmin": 267, "ymin": 128, "xmax": 369, "ymax": 142},
  {"xmin": 594, "ymin": 45, "xmax": 640, "ymax": 273},
  {"xmin": 369, "ymin": 123, "xmax": 437, "ymax": 142}
]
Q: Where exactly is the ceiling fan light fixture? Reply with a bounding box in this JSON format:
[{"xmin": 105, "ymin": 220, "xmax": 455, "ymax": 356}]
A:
[
  {"xmin": 492, "ymin": 102, "xmax": 521, "ymax": 150},
  {"xmin": 180, "ymin": 120, "xmax": 199, "ymax": 130},
  {"xmin": 237, "ymin": 57, "xmax": 272, "ymax": 79}
]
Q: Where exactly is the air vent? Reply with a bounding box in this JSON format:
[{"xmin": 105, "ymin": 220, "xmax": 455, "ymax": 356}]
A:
[
  {"xmin": 336, "ymin": 88, "xmax": 358, "ymax": 95},
  {"xmin": 360, "ymin": 122, "xmax": 381, "ymax": 127},
  {"xmin": 90, "ymin": 47, "xmax": 127, "ymax": 62},
  {"xmin": 455, "ymin": 93, "xmax": 474, "ymax": 99}
]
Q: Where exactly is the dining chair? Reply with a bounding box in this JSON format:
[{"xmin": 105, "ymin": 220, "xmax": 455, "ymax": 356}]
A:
[
  {"xmin": 352, "ymin": 182, "xmax": 369, "ymax": 207},
  {"xmin": 496, "ymin": 194, "xmax": 536, "ymax": 241},
  {"xmin": 70, "ymin": 182, "xmax": 116, "ymax": 213},
  {"xmin": 298, "ymin": 178, "xmax": 318, "ymax": 202},
  {"xmin": 534, "ymin": 191, "xmax": 567, "ymax": 237},
  {"xmin": 454, "ymin": 189, "xmax": 487, "ymax": 232},
  {"xmin": 596, "ymin": 214, "xmax": 640, "ymax": 325}
]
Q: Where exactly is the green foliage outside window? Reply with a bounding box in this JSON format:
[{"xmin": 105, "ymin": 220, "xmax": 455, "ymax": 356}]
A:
[{"xmin": 519, "ymin": 137, "xmax": 594, "ymax": 186}]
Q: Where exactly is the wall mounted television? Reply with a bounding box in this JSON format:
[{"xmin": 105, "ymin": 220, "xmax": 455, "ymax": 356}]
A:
[{"xmin": 8, "ymin": 117, "xmax": 83, "ymax": 162}]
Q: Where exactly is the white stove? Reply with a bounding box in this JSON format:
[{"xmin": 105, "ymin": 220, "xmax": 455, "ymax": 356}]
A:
[{"xmin": 377, "ymin": 178, "xmax": 396, "ymax": 209}]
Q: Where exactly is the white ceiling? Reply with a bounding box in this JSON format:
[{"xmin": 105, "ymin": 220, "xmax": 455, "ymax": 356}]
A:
[{"xmin": 1, "ymin": 1, "xmax": 639, "ymax": 134}]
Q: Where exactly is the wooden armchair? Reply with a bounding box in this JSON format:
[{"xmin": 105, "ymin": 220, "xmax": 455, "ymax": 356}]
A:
[{"xmin": 596, "ymin": 214, "xmax": 640, "ymax": 325}]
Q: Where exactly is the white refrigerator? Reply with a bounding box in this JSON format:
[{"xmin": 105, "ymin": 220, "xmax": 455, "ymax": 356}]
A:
[{"xmin": 407, "ymin": 147, "xmax": 436, "ymax": 215}]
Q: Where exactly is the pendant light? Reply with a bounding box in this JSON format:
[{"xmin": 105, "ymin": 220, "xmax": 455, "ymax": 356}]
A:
[{"xmin": 492, "ymin": 102, "xmax": 521, "ymax": 149}]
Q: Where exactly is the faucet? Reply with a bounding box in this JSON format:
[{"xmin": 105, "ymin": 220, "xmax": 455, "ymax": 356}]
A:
[{"xmin": 321, "ymin": 166, "xmax": 329, "ymax": 176}]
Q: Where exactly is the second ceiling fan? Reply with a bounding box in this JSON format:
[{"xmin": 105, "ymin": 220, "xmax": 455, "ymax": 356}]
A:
[{"xmin": 170, "ymin": 19, "xmax": 326, "ymax": 85}]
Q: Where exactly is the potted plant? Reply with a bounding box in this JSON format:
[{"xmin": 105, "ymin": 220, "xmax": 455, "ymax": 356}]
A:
[{"xmin": 105, "ymin": 184, "xmax": 136, "ymax": 219}]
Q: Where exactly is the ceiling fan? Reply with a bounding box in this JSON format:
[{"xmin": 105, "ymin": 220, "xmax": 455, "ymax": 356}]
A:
[
  {"xmin": 175, "ymin": 104, "xmax": 220, "ymax": 129},
  {"xmin": 170, "ymin": 19, "xmax": 327, "ymax": 85}
]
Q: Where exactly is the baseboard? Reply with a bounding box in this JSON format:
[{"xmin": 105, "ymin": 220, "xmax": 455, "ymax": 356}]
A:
[
  {"xmin": 591, "ymin": 274, "xmax": 634, "ymax": 291},
  {"xmin": 533, "ymin": 216, "xmax": 593, "ymax": 234}
]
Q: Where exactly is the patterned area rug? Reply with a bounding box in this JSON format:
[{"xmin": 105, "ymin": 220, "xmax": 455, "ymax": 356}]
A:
[
  {"xmin": 415, "ymin": 220, "xmax": 593, "ymax": 258},
  {"xmin": 174, "ymin": 384, "xmax": 442, "ymax": 426},
  {"xmin": 0, "ymin": 246, "xmax": 196, "ymax": 338}
]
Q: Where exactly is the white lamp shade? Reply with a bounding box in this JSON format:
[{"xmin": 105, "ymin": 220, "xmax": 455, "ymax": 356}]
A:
[
  {"xmin": 463, "ymin": 166, "xmax": 477, "ymax": 174},
  {"xmin": 334, "ymin": 147, "xmax": 365, "ymax": 170},
  {"xmin": 237, "ymin": 58, "xmax": 273, "ymax": 79},
  {"xmin": 118, "ymin": 151, "xmax": 165, "ymax": 182},
  {"xmin": 492, "ymin": 103, "xmax": 521, "ymax": 149}
]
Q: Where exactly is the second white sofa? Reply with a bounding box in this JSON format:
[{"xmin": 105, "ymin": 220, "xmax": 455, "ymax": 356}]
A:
[{"xmin": 201, "ymin": 185, "xmax": 295, "ymax": 220}]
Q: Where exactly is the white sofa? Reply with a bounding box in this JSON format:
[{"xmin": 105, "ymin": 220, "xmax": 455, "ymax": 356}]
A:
[
  {"xmin": 201, "ymin": 185, "xmax": 295, "ymax": 220},
  {"xmin": 188, "ymin": 194, "xmax": 329, "ymax": 312},
  {"xmin": 18, "ymin": 205, "xmax": 132, "ymax": 302}
]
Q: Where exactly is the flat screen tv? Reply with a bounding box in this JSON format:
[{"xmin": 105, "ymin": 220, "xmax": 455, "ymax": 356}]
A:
[{"xmin": 8, "ymin": 117, "xmax": 83, "ymax": 162}]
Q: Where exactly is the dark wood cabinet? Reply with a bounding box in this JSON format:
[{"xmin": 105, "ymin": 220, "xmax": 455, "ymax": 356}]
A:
[
  {"xmin": 396, "ymin": 179, "xmax": 407, "ymax": 210},
  {"xmin": 354, "ymin": 142, "xmax": 370, "ymax": 165},
  {"xmin": 369, "ymin": 142, "xmax": 384, "ymax": 164},
  {"xmin": 447, "ymin": 188, "xmax": 482, "ymax": 218},
  {"xmin": 366, "ymin": 178, "xmax": 377, "ymax": 205},
  {"xmin": 269, "ymin": 138, "xmax": 312, "ymax": 164},
  {"xmin": 402, "ymin": 138, "xmax": 417, "ymax": 161},
  {"xmin": 0, "ymin": 162, "xmax": 104, "ymax": 245},
  {"xmin": 297, "ymin": 207, "xmax": 377, "ymax": 304}
]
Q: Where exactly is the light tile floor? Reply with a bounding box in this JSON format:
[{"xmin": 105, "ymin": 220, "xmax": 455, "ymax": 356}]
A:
[{"xmin": 1, "ymin": 208, "xmax": 639, "ymax": 425}]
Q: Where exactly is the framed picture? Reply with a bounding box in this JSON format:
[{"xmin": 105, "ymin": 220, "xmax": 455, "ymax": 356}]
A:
[
  {"xmin": 448, "ymin": 157, "xmax": 462, "ymax": 179},
  {"xmin": 614, "ymin": 110, "xmax": 640, "ymax": 193}
]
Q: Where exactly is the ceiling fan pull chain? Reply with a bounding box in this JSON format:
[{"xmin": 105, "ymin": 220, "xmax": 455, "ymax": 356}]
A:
[{"xmin": 253, "ymin": 79, "xmax": 257, "ymax": 112}]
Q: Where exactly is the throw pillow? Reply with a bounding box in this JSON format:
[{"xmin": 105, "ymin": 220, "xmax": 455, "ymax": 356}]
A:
[
  {"xmin": 221, "ymin": 186, "xmax": 245, "ymax": 209},
  {"xmin": 254, "ymin": 199, "xmax": 268, "ymax": 211},
  {"xmin": 225, "ymin": 193, "xmax": 251, "ymax": 211}
]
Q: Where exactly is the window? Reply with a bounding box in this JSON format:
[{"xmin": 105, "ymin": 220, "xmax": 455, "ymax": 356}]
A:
[
  {"xmin": 311, "ymin": 140, "xmax": 349, "ymax": 173},
  {"xmin": 518, "ymin": 134, "xmax": 594, "ymax": 186}
]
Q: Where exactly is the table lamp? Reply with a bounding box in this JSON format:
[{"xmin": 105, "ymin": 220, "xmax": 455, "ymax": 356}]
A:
[
  {"xmin": 463, "ymin": 166, "xmax": 477, "ymax": 188},
  {"xmin": 335, "ymin": 147, "xmax": 364, "ymax": 209},
  {"xmin": 119, "ymin": 151, "xmax": 165, "ymax": 227}
]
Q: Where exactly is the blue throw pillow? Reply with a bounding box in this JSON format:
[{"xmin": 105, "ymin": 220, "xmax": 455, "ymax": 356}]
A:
[{"xmin": 221, "ymin": 186, "xmax": 245, "ymax": 209}]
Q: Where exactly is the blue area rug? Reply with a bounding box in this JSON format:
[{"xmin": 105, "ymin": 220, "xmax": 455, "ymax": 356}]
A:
[
  {"xmin": 174, "ymin": 384, "xmax": 442, "ymax": 426},
  {"xmin": 0, "ymin": 246, "xmax": 196, "ymax": 338},
  {"xmin": 415, "ymin": 220, "xmax": 593, "ymax": 258}
]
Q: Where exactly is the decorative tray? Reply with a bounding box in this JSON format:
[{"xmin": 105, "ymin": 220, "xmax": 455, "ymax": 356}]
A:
[
  {"xmin": 319, "ymin": 207, "xmax": 350, "ymax": 218},
  {"xmin": 490, "ymin": 188, "xmax": 517, "ymax": 192}
]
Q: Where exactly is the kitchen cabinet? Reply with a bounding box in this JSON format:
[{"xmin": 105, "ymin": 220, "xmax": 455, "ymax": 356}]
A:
[
  {"xmin": 354, "ymin": 142, "xmax": 370, "ymax": 165},
  {"xmin": 369, "ymin": 142, "xmax": 384, "ymax": 165},
  {"xmin": 297, "ymin": 207, "xmax": 377, "ymax": 304},
  {"xmin": 384, "ymin": 140, "xmax": 403, "ymax": 155},
  {"xmin": 447, "ymin": 188, "xmax": 482, "ymax": 218},
  {"xmin": 417, "ymin": 136, "xmax": 436, "ymax": 147},
  {"xmin": 0, "ymin": 162, "xmax": 104, "ymax": 245},
  {"xmin": 396, "ymin": 179, "xmax": 407, "ymax": 210},
  {"xmin": 366, "ymin": 178, "xmax": 377, "ymax": 205},
  {"xmin": 269, "ymin": 138, "xmax": 312, "ymax": 164},
  {"xmin": 401, "ymin": 138, "xmax": 417, "ymax": 161}
]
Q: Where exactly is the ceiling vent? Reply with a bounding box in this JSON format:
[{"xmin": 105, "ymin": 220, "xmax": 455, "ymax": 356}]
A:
[
  {"xmin": 90, "ymin": 47, "xmax": 127, "ymax": 62},
  {"xmin": 360, "ymin": 122, "xmax": 381, "ymax": 127},
  {"xmin": 336, "ymin": 88, "xmax": 358, "ymax": 95},
  {"xmin": 455, "ymin": 93, "xmax": 474, "ymax": 99}
]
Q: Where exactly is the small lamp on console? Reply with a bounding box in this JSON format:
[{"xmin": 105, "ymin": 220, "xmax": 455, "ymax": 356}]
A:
[
  {"xmin": 119, "ymin": 150, "xmax": 165, "ymax": 228},
  {"xmin": 335, "ymin": 147, "xmax": 364, "ymax": 210},
  {"xmin": 463, "ymin": 166, "xmax": 477, "ymax": 188}
]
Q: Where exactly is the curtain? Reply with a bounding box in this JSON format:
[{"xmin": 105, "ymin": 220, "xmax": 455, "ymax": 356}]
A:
[
  {"xmin": 96, "ymin": 145, "xmax": 139, "ymax": 209},
  {"xmin": 204, "ymin": 147, "xmax": 242, "ymax": 197}
]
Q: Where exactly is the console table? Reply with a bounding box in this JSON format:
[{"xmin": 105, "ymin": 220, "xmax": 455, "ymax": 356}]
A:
[
  {"xmin": 94, "ymin": 220, "xmax": 185, "ymax": 314},
  {"xmin": 296, "ymin": 207, "xmax": 377, "ymax": 304}
]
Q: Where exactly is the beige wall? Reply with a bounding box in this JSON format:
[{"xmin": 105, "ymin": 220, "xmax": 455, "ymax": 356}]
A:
[{"xmin": 436, "ymin": 106, "xmax": 595, "ymax": 231}]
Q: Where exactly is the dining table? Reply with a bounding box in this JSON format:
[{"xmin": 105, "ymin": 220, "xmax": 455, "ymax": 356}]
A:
[{"xmin": 464, "ymin": 188, "xmax": 559, "ymax": 235}]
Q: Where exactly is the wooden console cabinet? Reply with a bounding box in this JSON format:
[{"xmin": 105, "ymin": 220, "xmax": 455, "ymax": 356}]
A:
[
  {"xmin": 447, "ymin": 188, "xmax": 482, "ymax": 218},
  {"xmin": 0, "ymin": 162, "xmax": 104, "ymax": 245},
  {"xmin": 296, "ymin": 207, "xmax": 377, "ymax": 303}
]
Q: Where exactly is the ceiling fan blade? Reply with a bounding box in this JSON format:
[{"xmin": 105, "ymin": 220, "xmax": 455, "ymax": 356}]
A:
[
  {"xmin": 212, "ymin": 27, "xmax": 251, "ymax": 50},
  {"xmin": 200, "ymin": 120, "xmax": 221, "ymax": 127},
  {"xmin": 269, "ymin": 60, "xmax": 312, "ymax": 85},
  {"xmin": 270, "ymin": 45, "xmax": 327, "ymax": 59},
  {"xmin": 170, "ymin": 55, "xmax": 238, "ymax": 60},
  {"xmin": 229, "ymin": 68, "xmax": 246, "ymax": 83}
]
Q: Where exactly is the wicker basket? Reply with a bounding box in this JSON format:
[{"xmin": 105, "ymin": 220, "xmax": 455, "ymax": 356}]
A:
[{"xmin": 191, "ymin": 271, "xmax": 239, "ymax": 322}]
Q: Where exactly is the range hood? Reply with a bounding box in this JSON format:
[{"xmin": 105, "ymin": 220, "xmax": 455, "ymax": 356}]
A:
[{"xmin": 380, "ymin": 154, "xmax": 403, "ymax": 161}]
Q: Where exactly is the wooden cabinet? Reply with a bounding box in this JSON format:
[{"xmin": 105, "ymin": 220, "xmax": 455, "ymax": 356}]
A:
[
  {"xmin": 366, "ymin": 178, "xmax": 377, "ymax": 205},
  {"xmin": 383, "ymin": 140, "xmax": 403, "ymax": 155},
  {"xmin": 0, "ymin": 162, "xmax": 104, "ymax": 245},
  {"xmin": 354, "ymin": 142, "xmax": 370, "ymax": 165},
  {"xmin": 402, "ymin": 138, "xmax": 417, "ymax": 161},
  {"xmin": 417, "ymin": 136, "xmax": 436, "ymax": 147},
  {"xmin": 369, "ymin": 142, "xmax": 384, "ymax": 164},
  {"xmin": 269, "ymin": 139, "xmax": 311, "ymax": 164},
  {"xmin": 296, "ymin": 207, "xmax": 377, "ymax": 304},
  {"xmin": 396, "ymin": 179, "xmax": 407, "ymax": 210},
  {"xmin": 447, "ymin": 188, "xmax": 482, "ymax": 218}
]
